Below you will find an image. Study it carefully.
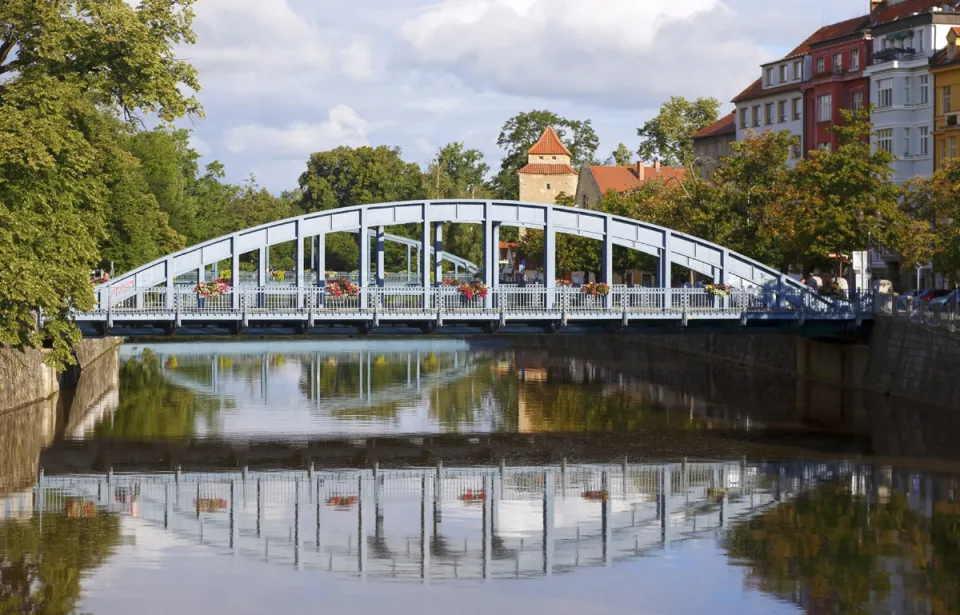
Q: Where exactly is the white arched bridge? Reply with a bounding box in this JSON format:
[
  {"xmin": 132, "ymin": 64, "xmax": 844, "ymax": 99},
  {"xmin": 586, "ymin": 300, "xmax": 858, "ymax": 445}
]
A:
[{"xmin": 78, "ymin": 200, "xmax": 873, "ymax": 335}]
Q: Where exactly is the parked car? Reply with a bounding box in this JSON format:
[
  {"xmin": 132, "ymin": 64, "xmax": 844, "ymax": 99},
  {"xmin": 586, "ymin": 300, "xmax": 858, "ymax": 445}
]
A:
[
  {"xmin": 928, "ymin": 289, "xmax": 959, "ymax": 308},
  {"xmin": 922, "ymin": 289, "xmax": 952, "ymax": 303}
]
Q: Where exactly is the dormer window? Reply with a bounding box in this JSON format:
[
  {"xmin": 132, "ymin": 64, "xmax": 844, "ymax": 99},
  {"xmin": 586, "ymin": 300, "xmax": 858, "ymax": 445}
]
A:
[
  {"xmin": 793, "ymin": 60, "xmax": 802, "ymax": 80},
  {"xmin": 950, "ymin": 40, "xmax": 957, "ymax": 60},
  {"xmin": 552, "ymin": 155, "xmax": 556, "ymax": 160},
  {"xmin": 765, "ymin": 67, "xmax": 774, "ymax": 86},
  {"xmin": 816, "ymin": 57, "xmax": 825, "ymax": 73},
  {"xmin": 779, "ymin": 64, "xmax": 787, "ymax": 83},
  {"xmin": 539, "ymin": 155, "xmax": 544, "ymax": 160}
]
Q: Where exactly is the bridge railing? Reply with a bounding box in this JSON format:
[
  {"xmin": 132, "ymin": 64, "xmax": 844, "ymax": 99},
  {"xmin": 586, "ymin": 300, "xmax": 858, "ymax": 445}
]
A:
[{"xmin": 89, "ymin": 285, "xmax": 869, "ymax": 319}]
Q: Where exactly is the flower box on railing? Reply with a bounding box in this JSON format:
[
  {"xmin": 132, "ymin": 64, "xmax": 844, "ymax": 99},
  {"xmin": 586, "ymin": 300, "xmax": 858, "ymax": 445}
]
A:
[
  {"xmin": 327, "ymin": 278, "xmax": 359, "ymax": 297},
  {"xmin": 326, "ymin": 495, "xmax": 359, "ymax": 509},
  {"xmin": 582, "ymin": 489, "xmax": 608, "ymax": 501},
  {"xmin": 457, "ymin": 281, "xmax": 488, "ymax": 301},
  {"xmin": 193, "ymin": 279, "xmax": 229, "ymax": 309},
  {"xmin": 459, "ymin": 489, "xmax": 486, "ymax": 504},
  {"xmin": 705, "ymin": 283, "xmax": 732, "ymax": 298},
  {"xmin": 581, "ymin": 282, "xmax": 610, "ymax": 297}
]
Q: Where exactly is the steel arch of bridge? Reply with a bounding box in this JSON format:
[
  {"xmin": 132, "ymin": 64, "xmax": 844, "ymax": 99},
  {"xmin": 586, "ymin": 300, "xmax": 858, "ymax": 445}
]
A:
[{"xmin": 97, "ymin": 199, "xmax": 802, "ymax": 303}]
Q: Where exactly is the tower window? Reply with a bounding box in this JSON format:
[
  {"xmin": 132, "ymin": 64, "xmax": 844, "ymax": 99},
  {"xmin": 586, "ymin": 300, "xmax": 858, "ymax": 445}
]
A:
[{"xmin": 546, "ymin": 183, "xmax": 551, "ymax": 189}]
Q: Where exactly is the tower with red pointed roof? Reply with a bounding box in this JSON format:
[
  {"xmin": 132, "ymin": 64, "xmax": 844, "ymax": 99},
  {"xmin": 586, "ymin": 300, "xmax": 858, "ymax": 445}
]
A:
[{"xmin": 518, "ymin": 126, "xmax": 579, "ymax": 204}]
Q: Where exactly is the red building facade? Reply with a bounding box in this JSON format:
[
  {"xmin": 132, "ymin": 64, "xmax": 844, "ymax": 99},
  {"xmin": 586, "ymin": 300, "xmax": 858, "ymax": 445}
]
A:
[{"xmin": 801, "ymin": 21, "xmax": 872, "ymax": 153}]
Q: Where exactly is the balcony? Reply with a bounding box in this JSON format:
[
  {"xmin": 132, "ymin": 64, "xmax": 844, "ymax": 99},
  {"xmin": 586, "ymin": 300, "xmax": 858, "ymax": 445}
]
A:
[{"xmin": 872, "ymin": 47, "xmax": 917, "ymax": 63}]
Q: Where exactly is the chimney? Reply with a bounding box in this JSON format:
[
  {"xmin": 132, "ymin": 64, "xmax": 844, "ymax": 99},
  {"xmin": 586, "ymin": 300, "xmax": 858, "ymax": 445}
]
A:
[
  {"xmin": 635, "ymin": 161, "xmax": 643, "ymax": 179},
  {"xmin": 870, "ymin": 0, "xmax": 884, "ymax": 11},
  {"xmin": 654, "ymin": 159, "xmax": 661, "ymax": 173}
]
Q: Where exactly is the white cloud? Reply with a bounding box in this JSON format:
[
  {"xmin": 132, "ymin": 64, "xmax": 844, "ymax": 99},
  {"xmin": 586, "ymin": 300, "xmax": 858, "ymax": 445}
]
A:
[
  {"xmin": 224, "ymin": 105, "xmax": 370, "ymax": 158},
  {"xmin": 188, "ymin": 135, "xmax": 213, "ymax": 157},
  {"xmin": 340, "ymin": 41, "xmax": 377, "ymax": 80},
  {"xmin": 398, "ymin": 0, "xmax": 772, "ymax": 106}
]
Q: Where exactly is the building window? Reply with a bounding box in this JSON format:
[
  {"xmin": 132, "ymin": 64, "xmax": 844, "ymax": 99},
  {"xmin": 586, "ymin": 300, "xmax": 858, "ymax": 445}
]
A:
[
  {"xmin": 819, "ymin": 142, "xmax": 832, "ymax": 151},
  {"xmin": 833, "ymin": 53, "xmax": 843, "ymax": 74},
  {"xmin": 778, "ymin": 100, "xmax": 787, "ymax": 122},
  {"xmin": 942, "ymin": 85, "xmax": 952, "ymax": 113},
  {"xmin": 753, "ymin": 105, "xmax": 761, "ymax": 127},
  {"xmin": 765, "ymin": 103, "xmax": 774, "ymax": 125},
  {"xmin": 918, "ymin": 29, "xmax": 924, "ymax": 52},
  {"xmin": 740, "ymin": 108, "xmax": 748, "ymax": 129},
  {"xmin": 817, "ymin": 94, "xmax": 832, "ymax": 122},
  {"xmin": 816, "ymin": 57, "xmax": 825, "ymax": 73},
  {"xmin": 920, "ymin": 126, "xmax": 929, "ymax": 156},
  {"xmin": 920, "ymin": 75, "xmax": 929, "ymax": 105},
  {"xmin": 852, "ymin": 90, "xmax": 864, "ymax": 111},
  {"xmin": 793, "ymin": 97, "xmax": 802, "ymax": 120},
  {"xmin": 793, "ymin": 60, "xmax": 802, "ymax": 80},
  {"xmin": 779, "ymin": 64, "xmax": 787, "ymax": 83},
  {"xmin": 552, "ymin": 155, "xmax": 556, "ymax": 159},
  {"xmin": 951, "ymin": 135, "xmax": 957, "ymax": 159},
  {"xmin": 876, "ymin": 128, "xmax": 893, "ymax": 153},
  {"xmin": 878, "ymin": 78, "xmax": 893, "ymax": 108},
  {"xmin": 792, "ymin": 144, "xmax": 802, "ymax": 159},
  {"xmin": 766, "ymin": 67, "xmax": 774, "ymax": 86},
  {"xmin": 851, "ymin": 49, "xmax": 860, "ymax": 71},
  {"xmin": 904, "ymin": 127, "xmax": 911, "ymax": 156}
]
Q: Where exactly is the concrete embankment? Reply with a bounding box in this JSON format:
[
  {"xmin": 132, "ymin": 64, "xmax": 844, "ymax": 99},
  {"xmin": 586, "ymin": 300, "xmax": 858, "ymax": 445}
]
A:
[
  {"xmin": 0, "ymin": 338, "xmax": 122, "ymax": 493},
  {"xmin": 0, "ymin": 337, "xmax": 122, "ymax": 412},
  {"xmin": 522, "ymin": 317, "xmax": 954, "ymax": 409}
]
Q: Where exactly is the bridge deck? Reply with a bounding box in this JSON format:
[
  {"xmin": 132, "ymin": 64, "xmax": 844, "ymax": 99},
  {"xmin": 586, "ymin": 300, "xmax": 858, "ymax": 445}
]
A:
[{"xmin": 77, "ymin": 285, "xmax": 873, "ymax": 333}]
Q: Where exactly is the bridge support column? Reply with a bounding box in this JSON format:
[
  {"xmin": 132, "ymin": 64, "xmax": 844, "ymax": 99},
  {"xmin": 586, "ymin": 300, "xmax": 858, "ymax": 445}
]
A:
[
  {"xmin": 483, "ymin": 203, "xmax": 495, "ymax": 310},
  {"xmin": 602, "ymin": 470, "xmax": 612, "ymax": 565},
  {"xmin": 434, "ymin": 222, "xmax": 444, "ymax": 286},
  {"xmin": 602, "ymin": 216, "xmax": 614, "ymax": 309},
  {"xmin": 359, "ymin": 215, "xmax": 370, "ymax": 309},
  {"xmin": 376, "ymin": 226, "xmax": 385, "ymax": 288},
  {"xmin": 406, "ymin": 245, "xmax": 412, "ymax": 283},
  {"xmin": 258, "ymin": 246, "xmax": 267, "ymax": 308},
  {"xmin": 715, "ymin": 249, "xmax": 729, "ymax": 310},
  {"xmin": 660, "ymin": 234, "xmax": 673, "ymax": 311},
  {"xmin": 315, "ymin": 233, "xmax": 325, "ymax": 307},
  {"xmin": 295, "ymin": 221, "xmax": 305, "ymax": 309},
  {"xmin": 231, "ymin": 237, "xmax": 241, "ymax": 310},
  {"xmin": 544, "ymin": 207, "xmax": 556, "ymax": 309},
  {"xmin": 421, "ymin": 206, "xmax": 431, "ymax": 307},
  {"xmin": 661, "ymin": 467, "xmax": 672, "ymax": 548},
  {"xmin": 165, "ymin": 257, "xmax": 175, "ymax": 310},
  {"xmin": 420, "ymin": 474, "xmax": 432, "ymax": 582}
]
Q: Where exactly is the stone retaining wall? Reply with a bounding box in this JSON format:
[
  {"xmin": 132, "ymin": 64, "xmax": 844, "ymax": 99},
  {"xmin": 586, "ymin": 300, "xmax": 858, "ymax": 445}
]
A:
[{"xmin": 0, "ymin": 337, "xmax": 122, "ymax": 412}]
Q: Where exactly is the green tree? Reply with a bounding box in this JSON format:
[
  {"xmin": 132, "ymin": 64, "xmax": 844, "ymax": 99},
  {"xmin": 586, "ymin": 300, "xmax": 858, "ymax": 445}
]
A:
[
  {"xmin": 636, "ymin": 96, "xmax": 720, "ymax": 167},
  {"xmin": 298, "ymin": 145, "xmax": 426, "ymax": 212},
  {"xmin": 493, "ymin": 110, "xmax": 599, "ymax": 199},
  {"xmin": 125, "ymin": 126, "xmax": 202, "ymax": 240},
  {"xmin": 0, "ymin": 512, "xmax": 121, "ymax": 614},
  {"xmin": 903, "ymin": 159, "xmax": 960, "ymax": 282},
  {"xmin": 606, "ymin": 142, "xmax": 634, "ymax": 166},
  {"xmin": 424, "ymin": 143, "xmax": 492, "ymax": 267},
  {"xmin": 0, "ymin": 0, "xmax": 201, "ymax": 367},
  {"xmin": 790, "ymin": 109, "xmax": 905, "ymax": 274}
]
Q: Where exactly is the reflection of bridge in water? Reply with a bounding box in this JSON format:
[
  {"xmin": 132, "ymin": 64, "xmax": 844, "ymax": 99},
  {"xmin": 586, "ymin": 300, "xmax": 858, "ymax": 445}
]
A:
[
  {"xmin": 148, "ymin": 342, "xmax": 479, "ymax": 410},
  {"xmin": 24, "ymin": 460, "xmax": 856, "ymax": 581}
]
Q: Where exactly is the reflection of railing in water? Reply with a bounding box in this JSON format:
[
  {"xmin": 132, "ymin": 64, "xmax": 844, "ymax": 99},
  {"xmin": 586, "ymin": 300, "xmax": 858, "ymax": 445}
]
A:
[{"xmin": 23, "ymin": 460, "xmax": 855, "ymax": 580}]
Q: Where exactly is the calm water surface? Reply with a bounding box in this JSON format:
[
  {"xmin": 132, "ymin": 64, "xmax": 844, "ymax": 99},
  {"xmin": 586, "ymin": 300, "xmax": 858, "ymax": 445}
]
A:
[{"xmin": 2, "ymin": 338, "xmax": 959, "ymax": 615}]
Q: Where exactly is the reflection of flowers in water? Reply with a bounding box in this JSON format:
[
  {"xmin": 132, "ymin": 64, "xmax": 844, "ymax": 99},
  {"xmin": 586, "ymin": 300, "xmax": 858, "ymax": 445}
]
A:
[
  {"xmin": 326, "ymin": 495, "xmax": 358, "ymax": 509},
  {"xmin": 165, "ymin": 355, "xmax": 178, "ymax": 369},
  {"xmin": 270, "ymin": 355, "xmax": 286, "ymax": 367},
  {"xmin": 218, "ymin": 356, "xmax": 233, "ymax": 368},
  {"xmin": 375, "ymin": 355, "xmax": 386, "ymax": 366},
  {"xmin": 582, "ymin": 489, "xmax": 608, "ymax": 501},
  {"xmin": 195, "ymin": 498, "xmax": 227, "ymax": 513},
  {"xmin": 424, "ymin": 353, "xmax": 439, "ymax": 369},
  {"xmin": 459, "ymin": 489, "xmax": 486, "ymax": 504}
]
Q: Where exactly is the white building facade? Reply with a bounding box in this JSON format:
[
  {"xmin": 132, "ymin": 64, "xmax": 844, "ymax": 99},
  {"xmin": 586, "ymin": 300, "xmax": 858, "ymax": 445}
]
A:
[
  {"xmin": 865, "ymin": 10, "xmax": 960, "ymax": 184},
  {"xmin": 733, "ymin": 54, "xmax": 812, "ymax": 166}
]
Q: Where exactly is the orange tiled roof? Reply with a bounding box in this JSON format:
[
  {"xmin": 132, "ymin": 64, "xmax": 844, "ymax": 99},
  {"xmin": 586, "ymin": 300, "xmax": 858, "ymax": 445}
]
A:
[
  {"xmin": 590, "ymin": 166, "xmax": 642, "ymax": 193},
  {"xmin": 588, "ymin": 164, "xmax": 687, "ymax": 194},
  {"xmin": 640, "ymin": 165, "xmax": 688, "ymax": 183},
  {"xmin": 528, "ymin": 126, "xmax": 572, "ymax": 156},
  {"xmin": 870, "ymin": 0, "xmax": 949, "ymax": 27},
  {"xmin": 732, "ymin": 15, "xmax": 868, "ymax": 103},
  {"xmin": 691, "ymin": 112, "xmax": 737, "ymax": 139},
  {"xmin": 518, "ymin": 163, "xmax": 577, "ymax": 175}
]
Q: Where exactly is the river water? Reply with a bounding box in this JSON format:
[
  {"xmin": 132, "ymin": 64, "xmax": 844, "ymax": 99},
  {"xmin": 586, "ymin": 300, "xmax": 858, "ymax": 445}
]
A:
[{"xmin": 2, "ymin": 338, "xmax": 959, "ymax": 615}]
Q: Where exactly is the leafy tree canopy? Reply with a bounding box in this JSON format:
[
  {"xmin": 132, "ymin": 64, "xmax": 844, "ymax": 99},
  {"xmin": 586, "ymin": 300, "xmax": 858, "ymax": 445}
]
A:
[{"xmin": 636, "ymin": 96, "xmax": 720, "ymax": 167}]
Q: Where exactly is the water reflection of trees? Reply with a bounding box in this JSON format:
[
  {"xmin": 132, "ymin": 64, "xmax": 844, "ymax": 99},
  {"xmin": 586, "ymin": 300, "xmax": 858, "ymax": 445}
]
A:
[
  {"xmin": 96, "ymin": 350, "xmax": 223, "ymax": 439},
  {"xmin": 0, "ymin": 512, "xmax": 121, "ymax": 614},
  {"xmin": 724, "ymin": 482, "xmax": 960, "ymax": 614}
]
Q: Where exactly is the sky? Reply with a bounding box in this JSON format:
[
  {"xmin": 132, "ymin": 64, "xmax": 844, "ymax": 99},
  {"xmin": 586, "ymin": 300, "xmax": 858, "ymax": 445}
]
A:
[{"xmin": 176, "ymin": 0, "xmax": 870, "ymax": 192}]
